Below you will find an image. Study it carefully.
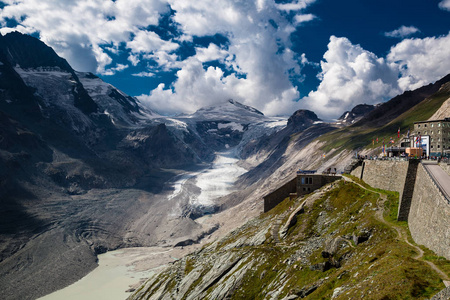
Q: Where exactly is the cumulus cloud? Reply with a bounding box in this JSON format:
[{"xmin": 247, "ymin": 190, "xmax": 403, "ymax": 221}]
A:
[
  {"xmin": 300, "ymin": 32, "xmax": 450, "ymax": 120},
  {"xmin": 387, "ymin": 32, "xmax": 450, "ymax": 90},
  {"xmin": 439, "ymin": 0, "xmax": 450, "ymax": 11},
  {"xmin": 195, "ymin": 43, "xmax": 230, "ymax": 63},
  {"xmin": 384, "ymin": 25, "xmax": 420, "ymax": 39},
  {"xmin": 135, "ymin": 0, "xmax": 307, "ymax": 116},
  {"xmin": 301, "ymin": 36, "xmax": 400, "ymax": 120},
  {"xmin": 126, "ymin": 30, "xmax": 179, "ymax": 54},
  {"xmin": 0, "ymin": 0, "xmax": 170, "ymax": 74}
]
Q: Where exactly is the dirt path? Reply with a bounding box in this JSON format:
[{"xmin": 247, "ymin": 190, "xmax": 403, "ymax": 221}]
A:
[{"xmin": 343, "ymin": 176, "xmax": 450, "ymax": 285}]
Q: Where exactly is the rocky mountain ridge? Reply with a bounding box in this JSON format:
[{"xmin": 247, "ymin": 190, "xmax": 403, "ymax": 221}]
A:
[
  {"xmin": 0, "ymin": 32, "xmax": 299, "ymax": 300},
  {"xmin": 337, "ymin": 104, "xmax": 376, "ymax": 125}
]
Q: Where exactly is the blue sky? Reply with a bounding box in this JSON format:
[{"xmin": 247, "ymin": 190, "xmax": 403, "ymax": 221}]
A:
[{"xmin": 1, "ymin": 0, "xmax": 450, "ymax": 119}]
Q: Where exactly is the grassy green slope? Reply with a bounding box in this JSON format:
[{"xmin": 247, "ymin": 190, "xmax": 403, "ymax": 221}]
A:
[
  {"xmin": 319, "ymin": 82, "xmax": 450, "ymax": 153},
  {"xmin": 131, "ymin": 180, "xmax": 450, "ymax": 300}
]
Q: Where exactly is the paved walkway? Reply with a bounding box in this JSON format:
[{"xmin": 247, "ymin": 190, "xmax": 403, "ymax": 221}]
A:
[{"xmin": 423, "ymin": 164, "xmax": 450, "ymax": 201}]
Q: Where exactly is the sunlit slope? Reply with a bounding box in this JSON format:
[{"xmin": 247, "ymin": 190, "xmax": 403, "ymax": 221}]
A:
[{"xmin": 319, "ymin": 78, "xmax": 450, "ymax": 153}]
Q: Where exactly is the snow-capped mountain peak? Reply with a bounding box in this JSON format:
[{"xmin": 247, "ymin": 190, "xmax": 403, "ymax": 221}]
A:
[
  {"xmin": 188, "ymin": 99, "xmax": 264, "ymax": 123},
  {"xmin": 227, "ymin": 99, "xmax": 264, "ymax": 116}
]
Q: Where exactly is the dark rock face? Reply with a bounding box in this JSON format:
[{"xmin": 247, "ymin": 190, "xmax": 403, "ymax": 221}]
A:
[
  {"xmin": 338, "ymin": 104, "xmax": 375, "ymax": 124},
  {"xmin": 119, "ymin": 123, "xmax": 203, "ymax": 168},
  {"xmin": 0, "ymin": 31, "xmax": 73, "ymax": 71},
  {"xmin": 352, "ymin": 229, "xmax": 372, "ymax": 245},
  {"xmin": 195, "ymin": 121, "xmax": 246, "ymax": 151},
  {"xmin": 287, "ymin": 109, "xmax": 320, "ymax": 130},
  {"xmin": 355, "ymin": 74, "xmax": 450, "ymax": 128}
]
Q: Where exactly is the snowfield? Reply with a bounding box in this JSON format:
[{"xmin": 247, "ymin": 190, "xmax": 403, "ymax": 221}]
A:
[
  {"xmin": 193, "ymin": 149, "xmax": 247, "ymax": 207},
  {"xmin": 166, "ymin": 148, "xmax": 246, "ymax": 210}
]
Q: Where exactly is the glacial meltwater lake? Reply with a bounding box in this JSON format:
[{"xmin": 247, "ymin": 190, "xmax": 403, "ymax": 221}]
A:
[{"xmin": 38, "ymin": 248, "xmax": 158, "ymax": 300}]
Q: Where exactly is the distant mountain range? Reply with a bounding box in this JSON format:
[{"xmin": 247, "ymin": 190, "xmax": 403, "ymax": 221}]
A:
[{"xmin": 0, "ymin": 32, "xmax": 449, "ymax": 299}]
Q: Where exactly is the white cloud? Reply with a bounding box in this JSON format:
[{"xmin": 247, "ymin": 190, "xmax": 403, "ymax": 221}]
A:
[
  {"xmin": 439, "ymin": 0, "xmax": 450, "ymax": 11},
  {"xmin": 138, "ymin": 60, "xmax": 234, "ymax": 115},
  {"xmin": 103, "ymin": 63, "xmax": 128, "ymax": 76},
  {"xmin": 384, "ymin": 25, "xmax": 420, "ymax": 39},
  {"xmin": 195, "ymin": 44, "xmax": 229, "ymax": 63},
  {"xmin": 387, "ymin": 32, "xmax": 450, "ymax": 90},
  {"xmin": 301, "ymin": 32, "xmax": 450, "ymax": 120},
  {"xmin": 301, "ymin": 36, "xmax": 400, "ymax": 120},
  {"xmin": 276, "ymin": 0, "xmax": 317, "ymax": 12},
  {"xmin": 132, "ymin": 71, "xmax": 155, "ymax": 77},
  {"xmin": 127, "ymin": 30, "xmax": 179, "ymax": 54},
  {"xmin": 144, "ymin": 51, "xmax": 179, "ymax": 71},
  {"xmin": 294, "ymin": 14, "xmax": 316, "ymax": 25},
  {"xmin": 128, "ymin": 54, "xmax": 140, "ymax": 66},
  {"xmin": 0, "ymin": 0, "xmax": 170, "ymax": 74},
  {"xmin": 136, "ymin": 0, "xmax": 307, "ymax": 116}
]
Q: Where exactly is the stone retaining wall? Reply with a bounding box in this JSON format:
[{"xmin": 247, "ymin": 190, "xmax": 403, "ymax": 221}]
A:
[
  {"xmin": 351, "ymin": 165, "xmax": 363, "ymax": 179},
  {"xmin": 408, "ymin": 164, "xmax": 450, "ymax": 260},
  {"xmin": 263, "ymin": 177, "xmax": 297, "ymax": 213},
  {"xmin": 352, "ymin": 160, "xmax": 409, "ymax": 194}
]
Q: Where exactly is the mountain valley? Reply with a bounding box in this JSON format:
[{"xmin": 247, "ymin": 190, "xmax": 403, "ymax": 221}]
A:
[{"xmin": 1, "ymin": 32, "xmax": 450, "ymax": 300}]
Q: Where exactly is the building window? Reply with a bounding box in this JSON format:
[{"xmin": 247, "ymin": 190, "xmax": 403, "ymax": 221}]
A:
[
  {"xmin": 438, "ymin": 123, "xmax": 441, "ymax": 127},
  {"xmin": 301, "ymin": 177, "xmax": 313, "ymax": 185},
  {"xmin": 424, "ymin": 124, "xmax": 427, "ymax": 127},
  {"xmin": 432, "ymin": 124, "xmax": 434, "ymax": 127},
  {"xmin": 431, "ymin": 145, "xmax": 434, "ymax": 148},
  {"xmin": 418, "ymin": 124, "xmax": 421, "ymax": 128},
  {"xmin": 438, "ymin": 145, "xmax": 440, "ymax": 148}
]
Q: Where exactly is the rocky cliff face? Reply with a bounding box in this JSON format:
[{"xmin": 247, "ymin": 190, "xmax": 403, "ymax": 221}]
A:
[{"xmin": 337, "ymin": 104, "xmax": 376, "ymax": 125}]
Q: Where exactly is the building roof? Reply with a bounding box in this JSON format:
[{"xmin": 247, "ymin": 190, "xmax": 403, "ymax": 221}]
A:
[{"xmin": 414, "ymin": 118, "xmax": 450, "ymax": 124}]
